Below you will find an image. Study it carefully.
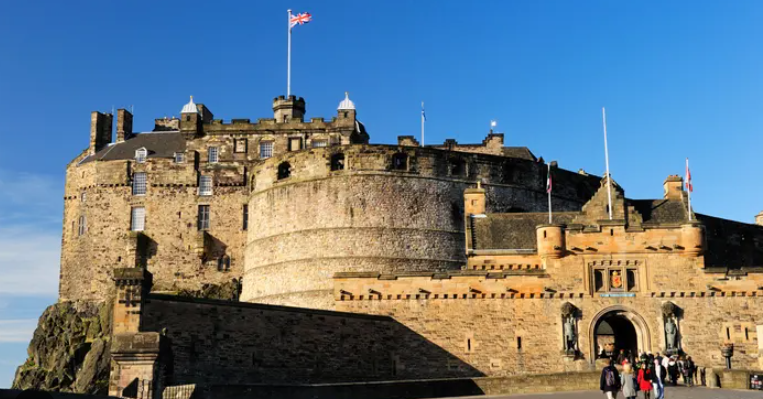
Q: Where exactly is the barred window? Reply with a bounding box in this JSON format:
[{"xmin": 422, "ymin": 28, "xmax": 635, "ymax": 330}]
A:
[
  {"xmin": 208, "ymin": 147, "xmax": 219, "ymax": 163},
  {"xmin": 132, "ymin": 172, "xmax": 147, "ymax": 196},
  {"xmin": 174, "ymin": 152, "xmax": 185, "ymax": 163},
  {"xmin": 135, "ymin": 148, "xmax": 147, "ymax": 163},
  {"xmin": 312, "ymin": 140, "xmax": 328, "ymax": 148},
  {"xmin": 199, "ymin": 175, "xmax": 213, "ymax": 196},
  {"xmin": 259, "ymin": 141, "xmax": 273, "ymax": 159},
  {"xmin": 131, "ymin": 207, "xmax": 146, "ymax": 232},
  {"xmin": 78, "ymin": 215, "xmax": 86, "ymax": 236},
  {"xmin": 197, "ymin": 205, "xmax": 210, "ymax": 231}
]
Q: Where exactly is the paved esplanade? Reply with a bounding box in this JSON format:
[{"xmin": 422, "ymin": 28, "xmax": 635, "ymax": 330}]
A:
[{"xmin": 440, "ymin": 387, "xmax": 763, "ymax": 399}]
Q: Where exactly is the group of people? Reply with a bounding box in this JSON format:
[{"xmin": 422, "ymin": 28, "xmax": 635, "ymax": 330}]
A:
[{"xmin": 600, "ymin": 350, "xmax": 697, "ymax": 399}]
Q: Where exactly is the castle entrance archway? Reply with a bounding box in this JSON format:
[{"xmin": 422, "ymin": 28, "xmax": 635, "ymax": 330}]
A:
[{"xmin": 589, "ymin": 306, "xmax": 651, "ymax": 361}]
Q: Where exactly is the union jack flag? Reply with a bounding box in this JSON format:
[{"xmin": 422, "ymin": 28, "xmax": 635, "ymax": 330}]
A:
[{"xmin": 290, "ymin": 12, "xmax": 312, "ymax": 29}]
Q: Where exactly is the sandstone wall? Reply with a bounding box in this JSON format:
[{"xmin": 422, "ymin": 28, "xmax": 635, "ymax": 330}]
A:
[
  {"xmin": 335, "ymin": 290, "xmax": 763, "ymax": 376},
  {"xmin": 140, "ymin": 295, "xmax": 483, "ymax": 386},
  {"xmin": 242, "ymin": 145, "xmax": 599, "ymax": 309}
]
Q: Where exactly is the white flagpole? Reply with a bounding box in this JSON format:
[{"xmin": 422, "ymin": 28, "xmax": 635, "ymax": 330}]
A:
[
  {"xmin": 602, "ymin": 107, "xmax": 613, "ymax": 220},
  {"xmin": 421, "ymin": 101, "xmax": 425, "ymax": 146},
  {"xmin": 287, "ymin": 9, "xmax": 292, "ymax": 97},
  {"xmin": 687, "ymin": 158, "xmax": 692, "ymax": 221},
  {"xmin": 548, "ymin": 166, "xmax": 552, "ymax": 224}
]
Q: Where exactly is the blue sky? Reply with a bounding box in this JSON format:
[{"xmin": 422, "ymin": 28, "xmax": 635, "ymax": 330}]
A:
[{"xmin": 1, "ymin": 0, "xmax": 762, "ymax": 387}]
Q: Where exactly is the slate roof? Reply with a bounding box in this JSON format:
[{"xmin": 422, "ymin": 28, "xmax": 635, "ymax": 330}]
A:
[
  {"xmin": 502, "ymin": 147, "xmax": 536, "ymax": 161},
  {"xmin": 629, "ymin": 199, "xmax": 689, "ymax": 225},
  {"xmin": 80, "ymin": 132, "xmax": 186, "ymax": 164},
  {"xmin": 697, "ymin": 214, "xmax": 763, "ymax": 269},
  {"xmin": 472, "ymin": 212, "xmax": 578, "ymax": 250}
]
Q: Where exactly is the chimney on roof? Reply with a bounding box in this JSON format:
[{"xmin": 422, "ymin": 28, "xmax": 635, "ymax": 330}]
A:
[
  {"xmin": 89, "ymin": 111, "xmax": 113, "ymax": 155},
  {"xmin": 756, "ymin": 211, "xmax": 763, "ymax": 226},
  {"xmin": 116, "ymin": 109, "xmax": 133, "ymax": 143},
  {"xmin": 663, "ymin": 175, "xmax": 684, "ymax": 200}
]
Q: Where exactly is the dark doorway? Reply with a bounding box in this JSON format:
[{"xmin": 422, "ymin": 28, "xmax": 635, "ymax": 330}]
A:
[{"xmin": 595, "ymin": 313, "xmax": 637, "ymax": 358}]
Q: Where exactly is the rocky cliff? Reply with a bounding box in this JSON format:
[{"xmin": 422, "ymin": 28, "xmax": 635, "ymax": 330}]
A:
[{"xmin": 12, "ymin": 301, "xmax": 112, "ymax": 395}]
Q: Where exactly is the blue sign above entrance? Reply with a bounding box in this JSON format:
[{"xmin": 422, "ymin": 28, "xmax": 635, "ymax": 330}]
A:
[{"xmin": 599, "ymin": 293, "xmax": 636, "ymax": 298}]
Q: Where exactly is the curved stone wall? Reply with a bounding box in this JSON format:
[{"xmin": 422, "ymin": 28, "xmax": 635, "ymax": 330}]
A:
[{"xmin": 242, "ymin": 145, "xmax": 599, "ymax": 309}]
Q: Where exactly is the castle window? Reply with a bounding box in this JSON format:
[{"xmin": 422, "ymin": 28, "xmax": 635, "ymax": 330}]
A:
[
  {"xmin": 234, "ymin": 139, "xmax": 247, "ymax": 153},
  {"xmin": 131, "ymin": 207, "xmax": 145, "ymax": 232},
  {"xmin": 197, "ymin": 205, "xmax": 210, "ymax": 231},
  {"xmin": 330, "ymin": 153, "xmax": 345, "ymax": 171},
  {"xmin": 449, "ymin": 159, "xmax": 465, "ymax": 176},
  {"xmin": 135, "ymin": 148, "xmax": 147, "ymax": 163},
  {"xmin": 259, "ymin": 141, "xmax": 273, "ymax": 159},
  {"xmin": 250, "ymin": 175, "xmax": 256, "ymax": 192},
  {"xmin": 277, "ymin": 162, "xmax": 291, "ymax": 180},
  {"xmin": 289, "ymin": 138, "xmax": 302, "ymax": 152},
  {"xmin": 312, "ymin": 140, "xmax": 328, "ymax": 148},
  {"xmin": 217, "ymin": 255, "xmax": 231, "ymax": 272},
  {"xmin": 78, "ymin": 215, "xmax": 86, "ymax": 236},
  {"xmin": 80, "ymin": 192, "xmax": 86, "ymax": 203},
  {"xmin": 199, "ymin": 175, "xmax": 213, "ymax": 196},
  {"xmin": 392, "ymin": 153, "xmax": 408, "ymax": 171},
  {"xmin": 242, "ymin": 204, "xmax": 248, "ymax": 230},
  {"xmin": 132, "ymin": 172, "xmax": 147, "ymax": 196},
  {"xmin": 174, "ymin": 152, "xmax": 185, "ymax": 163},
  {"xmin": 208, "ymin": 147, "xmax": 219, "ymax": 163}
]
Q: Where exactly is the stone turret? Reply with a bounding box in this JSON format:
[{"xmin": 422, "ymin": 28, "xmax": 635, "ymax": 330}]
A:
[
  {"xmin": 464, "ymin": 182, "xmax": 486, "ymax": 215},
  {"xmin": 273, "ymin": 95, "xmax": 306, "ymax": 122},
  {"xmin": 536, "ymin": 224, "xmax": 565, "ymax": 259},
  {"xmin": 180, "ymin": 96, "xmax": 202, "ymax": 136}
]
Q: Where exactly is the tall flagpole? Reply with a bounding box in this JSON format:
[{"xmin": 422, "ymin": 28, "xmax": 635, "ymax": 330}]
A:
[
  {"xmin": 686, "ymin": 158, "xmax": 692, "ymax": 221},
  {"xmin": 287, "ymin": 9, "xmax": 292, "ymax": 97},
  {"xmin": 421, "ymin": 102, "xmax": 425, "ymax": 146},
  {"xmin": 548, "ymin": 165, "xmax": 552, "ymax": 224},
  {"xmin": 602, "ymin": 107, "xmax": 613, "ymax": 220}
]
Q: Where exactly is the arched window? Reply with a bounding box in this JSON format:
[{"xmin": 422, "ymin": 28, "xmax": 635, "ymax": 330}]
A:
[
  {"xmin": 277, "ymin": 162, "xmax": 291, "ymax": 180},
  {"xmin": 330, "ymin": 153, "xmax": 345, "ymax": 171},
  {"xmin": 392, "ymin": 153, "xmax": 408, "ymax": 171}
]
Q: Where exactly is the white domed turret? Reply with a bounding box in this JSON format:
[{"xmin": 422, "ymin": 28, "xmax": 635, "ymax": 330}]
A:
[
  {"xmin": 337, "ymin": 92, "xmax": 355, "ymax": 111},
  {"xmin": 181, "ymin": 96, "xmax": 199, "ymax": 114}
]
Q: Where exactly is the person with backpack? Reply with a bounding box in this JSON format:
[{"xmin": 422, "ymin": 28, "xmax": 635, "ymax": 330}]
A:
[{"xmin": 601, "ymin": 358, "xmax": 622, "ymax": 399}]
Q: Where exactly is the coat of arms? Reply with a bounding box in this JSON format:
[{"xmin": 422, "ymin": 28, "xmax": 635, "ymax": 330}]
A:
[{"xmin": 610, "ymin": 271, "xmax": 623, "ymax": 289}]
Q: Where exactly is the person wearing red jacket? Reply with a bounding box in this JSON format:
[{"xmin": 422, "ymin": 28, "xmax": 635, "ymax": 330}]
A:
[{"xmin": 637, "ymin": 363, "xmax": 654, "ymax": 399}]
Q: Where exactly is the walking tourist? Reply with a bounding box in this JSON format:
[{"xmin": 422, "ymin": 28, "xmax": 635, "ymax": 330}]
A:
[
  {"xmin": 637, "ymin": 362, "xmax": 654, "ymax": 399},
  {"xmin": 683, "ymin": 356, "xmax": 695, "ymax": 387},
  {"xmin": 667, "ymin": 356, "xmax": 679, "ymax": 386},
  {"xmin": 621, "ymin": 363, "xmax": 638, "ymax": 399},
  {"xmin": 601, "ymin": 358, "xmax": 622, "ymax": 399},
  {"xmin": 652, "ymin": 358, "xmax": 667, "ymax": 399}
]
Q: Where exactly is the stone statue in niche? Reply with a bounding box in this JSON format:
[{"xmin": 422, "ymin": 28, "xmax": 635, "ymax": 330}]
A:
[
  {"xmin": 661, "ymin": 301, "xmax": 680, "ymax": 354},
  {"xmin": 561, "ymin": 302, "xmax": 578, "ymax": 355},
  {"xmin": 665, "ymin": 318, "xmax": 677, "ymax": 350}
]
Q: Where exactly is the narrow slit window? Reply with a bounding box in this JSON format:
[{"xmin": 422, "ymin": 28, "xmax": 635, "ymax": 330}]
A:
[
  {"xmin": 242, "ymin": 204, "xmax": 248, "ymax": 230},
  {"xmin": 517, "ymin": 337, "xmax": 522, "ymax": 350},
  {"xmin": 78, "ymin": 216, "xmax": 86, "ymax": 237}
]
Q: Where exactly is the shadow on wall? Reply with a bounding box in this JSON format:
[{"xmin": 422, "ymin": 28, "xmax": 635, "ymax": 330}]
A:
[{"xmin": 139, "ymin": 295, "xmax": 485, "ymax": 387}]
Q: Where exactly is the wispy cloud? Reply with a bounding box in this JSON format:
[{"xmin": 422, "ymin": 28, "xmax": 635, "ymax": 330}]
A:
[
  {"xmin": 0, "ymin": 169, "xmax": 62, "ymax": 296},
  {"xmin": 0, "ymin": 319, "xmax": 38, "ymax": 343}
]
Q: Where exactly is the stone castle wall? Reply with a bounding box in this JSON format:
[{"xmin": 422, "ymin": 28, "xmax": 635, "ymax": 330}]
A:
[
  {"xmin": 139, "ymin": 295, "xmax": 482, "ymax": 385},
  {"xmin": 242, "ymin": 145, "xmax": 600, "ymax": 309}
]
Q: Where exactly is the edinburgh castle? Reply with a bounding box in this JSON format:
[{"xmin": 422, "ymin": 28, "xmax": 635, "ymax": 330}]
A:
[{"xmin": 14, "ymin": 93, "xmax": 763, "ymax": 399}]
